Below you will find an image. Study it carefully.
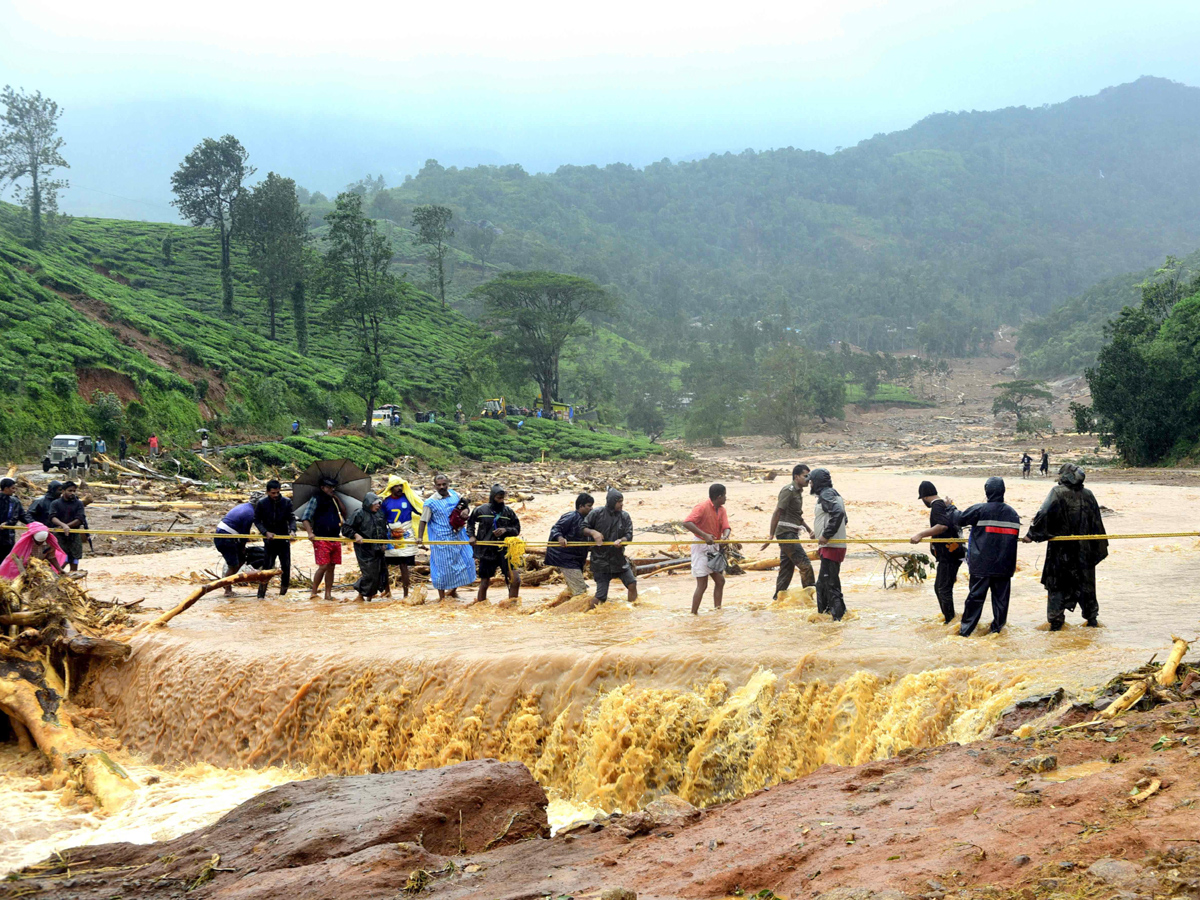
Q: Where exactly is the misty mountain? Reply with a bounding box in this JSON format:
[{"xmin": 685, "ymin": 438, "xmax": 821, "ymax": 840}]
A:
[{"xmin": 371, "ymin": 76, "xmax": 1200, "ymax": 356}]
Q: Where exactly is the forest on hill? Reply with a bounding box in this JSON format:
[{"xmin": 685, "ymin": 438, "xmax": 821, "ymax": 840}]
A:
[{"xmin": 333, "ymin": 77, "xmax": 1200, "ymax": 362}]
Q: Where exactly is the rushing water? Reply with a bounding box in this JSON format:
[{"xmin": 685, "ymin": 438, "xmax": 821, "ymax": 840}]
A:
[{"xmin": 4, "ymin": 470, "xmax": 1199, "ymax": 872}]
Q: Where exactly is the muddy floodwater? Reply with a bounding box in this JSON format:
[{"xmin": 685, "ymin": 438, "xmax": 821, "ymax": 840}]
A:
[{"xmin": 3, "ymin": 466, "xmax": 1199, "ymax": 872}]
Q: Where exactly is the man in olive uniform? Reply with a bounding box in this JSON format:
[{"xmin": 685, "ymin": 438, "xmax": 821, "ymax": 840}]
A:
[{"xmin": 761, "ymin": 464, "xmax": 815, "ymax": 599}]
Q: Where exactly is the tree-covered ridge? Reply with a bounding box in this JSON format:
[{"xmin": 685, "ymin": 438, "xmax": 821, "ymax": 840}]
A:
[
  {"xmin": 367, "ymin": 77, "xmax": 1200, "ymax": 357},
  {"xmin": 1018, "ymin": 249, "xmax": 1200, "ymax": 377},
  {"xmin": 0, "ymin": 202, "xmax": 484, "ymax": 455}
]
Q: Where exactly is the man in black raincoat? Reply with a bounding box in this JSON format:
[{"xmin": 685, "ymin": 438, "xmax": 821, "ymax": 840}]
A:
[
  {"xmin": 467, "ymin": 484, "xmax": 522, "ymax": 604},
  {"xmin": 584, "ymin": 488, "xmax": 637, "ymax": 607},
  {"xmin": 946, "ymin": 476, "xmax": 1020, "ymax": 637},
  {"xmin": 0, "ymin": 477, "xmax": 31, "ymax": 559},
  {"xmin": 28, "ymin": 481, "xmax": 63, "ymax": 527},
  {"xmin": 344, "ymin": 492, "xmax": 389, "ymax": 601},
  {"xmin": 1023, "ymin": 463, "xmax": 1107, "ymax": 630}
]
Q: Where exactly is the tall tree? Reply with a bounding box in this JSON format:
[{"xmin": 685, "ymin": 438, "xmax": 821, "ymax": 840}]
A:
[
  {"xmin": 0, "ymin": 86, "xmax": 69, "ymax": 248},
  {"xmin": 464, "ymin": 221, "xmax": 497, "ymax": 267},
  {"xmin": 237, "ymin": 172, "xmax": 309, "ymax": 341},
  {"xmin": 745, "ymin": 344, "xmax": 845, "ymax": 448},
  {"xmin": 323, "ymin": 192, "xmax": 402, "ymax": 433},
  {"xmin": 412, "ymin": 204, "xmax": 454, "ymax": 306},
  {"xmin": 991, "ymin": 380, "xmax": 1053, "ymax": 431},
  {"xmin": 171, "ymin": 135, "xmax": 254, "ymax": 316},
  {"xmin": 290, "ymin": 279, "xmax": 309, "ymax": 354},
  {"xmin": 473, "ymin": 271, "xmax": 618, "ymax": 416}
]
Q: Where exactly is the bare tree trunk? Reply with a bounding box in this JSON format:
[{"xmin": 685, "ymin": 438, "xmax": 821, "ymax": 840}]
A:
[
  {"xmin": 30, "ymin": 166, "xmax": 43, "ymax": 248},
  {"xmin": 220, "ymin": 222, "xmax": 234, "ymax": 316}
]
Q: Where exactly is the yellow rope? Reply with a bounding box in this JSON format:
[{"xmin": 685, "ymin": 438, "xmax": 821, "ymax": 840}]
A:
[
  {"xmin": 1, "ymin": 524, "xmax": 1195, "ymax": 547},
  {"xmin": 504, "ymin": 536, "xmax": 527, "ymax": 569}
]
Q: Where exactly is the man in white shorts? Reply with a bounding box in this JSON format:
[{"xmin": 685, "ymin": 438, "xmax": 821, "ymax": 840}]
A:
[{"xmin": 683, "ymin": 483, "xmax": 731, "ymax": 614}]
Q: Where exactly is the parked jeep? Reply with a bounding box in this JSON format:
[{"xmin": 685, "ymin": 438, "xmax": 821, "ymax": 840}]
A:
[{"xmin": 42, "ymin": 435, "xmax": 93, "ymax": 472}]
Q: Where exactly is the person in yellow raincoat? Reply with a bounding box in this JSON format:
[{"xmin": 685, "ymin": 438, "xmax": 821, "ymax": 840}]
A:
[{"xmin": 380, "ymin": 474, "xmax": 423, "ymax": 599}]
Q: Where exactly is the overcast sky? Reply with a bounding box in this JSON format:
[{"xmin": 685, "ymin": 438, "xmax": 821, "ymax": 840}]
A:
[{"xmin": 3, "ymin": 0, "xmax": 1200, "ymax": 219}]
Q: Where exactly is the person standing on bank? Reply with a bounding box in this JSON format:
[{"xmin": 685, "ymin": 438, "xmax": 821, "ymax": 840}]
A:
[
  {"xmin": 467, "ymin": 484, "xmax": 522, "ymax": 604},
  {"xmin": 118, "ymin": 434, "xmax": 128, "ymax": 461},
  {"xmin": 1023, "ymin": 463, "xmax": 1108, "ymax": 630},
  {"xmin": 381, "ymin": 475, "xmax": 422, "ymax": 600},
  {"xmin": 417, "ymin": 473, "xmax": 477, "ymax": 600},
  {"xmin": 910, "ymin": 480, "xmax": 966, "ymax": 624},
  {"xmin": 761, "ymin": 464, "xmax": 815, "ymax": 600},
  {"xmin": 545, "ymin": 493, "xmax": 603, "ymax": 597},
  {"xmin": 254, "ymin": 480, "xmax": 296, "ymax": 598},
  {"xmin": 49, "ymin": 481, "xmax": 88, "ymax": 572},
  {"xmin": 1039, "ymin": 448, "xmax": 1050, "ymax": 477},
  {"xmin": 344, "ymin": 492, "xmax": 388, "ymax": 602},
  {"xmin": 946, "ymin": 476, "xmax": 1020, "ymax": 636},
  {"xmin": 808, "ymin": 468, "xmax": 848, "ymax": 620},
  {"xmin": 299, "ymin": 476, "xmax": 347, "ymax": 602},
  {"xmin": 684, "ymin": 483, "xmax": 731, "ymax": 614},
  {"xmin": 149, "ymin": 433, "xmax": 159, "ymax": 457},
  {"xmin": 1021, "ymin": 452, "xmax": 1033, "ymax": 479},
  {"xmin": 0, "ymin": 477, "xmax": 31, "ymax": 560},
  {"xmin": 584, "ymin": 488, "xmax": 637, "ymax": 608}
]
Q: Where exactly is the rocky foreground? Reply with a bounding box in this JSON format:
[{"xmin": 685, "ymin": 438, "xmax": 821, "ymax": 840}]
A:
[{"xmin": 8, "ymin": 700, "xmax": 1200, "ymax": 900}]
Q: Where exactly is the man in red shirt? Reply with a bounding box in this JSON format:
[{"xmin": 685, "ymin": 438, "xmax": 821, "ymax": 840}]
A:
[{"xmin": 683, "ymin": 483, "xmax": 732, "ymax": 614}]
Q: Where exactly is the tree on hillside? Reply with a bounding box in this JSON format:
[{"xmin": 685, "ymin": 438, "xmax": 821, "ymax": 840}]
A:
[
  {"xmin": 473, "ymin": 271, "xmax": 618, "ymax": 416},
  {"xmin": 347, "ymin": 174, "xmax": 387, "ymax": 197},
  {"xmin": 290, "ymin": 279, "xmax": 309, "ymax": 354},
  {"xmin": 627, "ymin": 396, "xmax": 666, "ymax": 442},
  {"xmin": 746, "ymin": 344, "xmax": 845, "ymax": 448},
  {"xmin": 171, "ymin": 135, "xmax": 254, "ymax": 317},
  {"xmin": 992, "ymin": 380, "xmax": 1053, "ymax": 432},
  {"xmin": 323, "ymin": 192, "xmax": 403, "ymax": 434},
  {"xmin": 412, "ymin": 204, "xmax": 454, "ymax": 306},
  {"xmin": 464, "ymin": 221, "xmax": 497, "ymax": 267},
  {"xmin": 237, "ymin": 172, "xmax": 309, "ymax": 341},
  {"xmin": 0, "ymin": 86, "xmax": 69, "ymax": 248}
]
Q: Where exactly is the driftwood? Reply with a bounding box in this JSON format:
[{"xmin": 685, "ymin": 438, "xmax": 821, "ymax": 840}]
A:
[
  {"xmin": 137, "ymin": 569, "xmax": 280, "ymax": 631},
  {"xmin": 740, "ymin": 557, "xmax": 782, "ymax": 572},
  {"xmin": 1100, "ymin": 636, "xmax": 1189, "ymax": 720}
]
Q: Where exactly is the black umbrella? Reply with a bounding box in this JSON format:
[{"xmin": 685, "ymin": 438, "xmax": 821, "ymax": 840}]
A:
[{"xmin": 291, "ymin": 459, "xmax": 371, "ymax": 517}]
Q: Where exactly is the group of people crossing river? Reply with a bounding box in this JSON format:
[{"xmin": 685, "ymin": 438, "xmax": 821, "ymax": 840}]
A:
[{"xmin": 0, "ymin": 461, "xmax": 1109, "ymax": 632}]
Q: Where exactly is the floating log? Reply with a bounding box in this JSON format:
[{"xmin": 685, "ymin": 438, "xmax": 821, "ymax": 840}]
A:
[
  {"xmin": 136, "ymin": 569, "xmax": 280, "ymax": 631},
  {"xmin": 1100, "ymin": 636, "xmax": 1189, "ymax": 719}
]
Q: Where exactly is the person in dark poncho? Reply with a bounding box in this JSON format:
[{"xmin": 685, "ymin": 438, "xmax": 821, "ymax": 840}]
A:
[
  {"xmin": 344, "ymin": 492, "xmax": 388, "ymax": 602},
  {"xmin": 467, "ymin": 484, "xmax": 522, "ymax": 604},
  {"xmin": 1023, "ymin": 463, "xmax": 1108, "ymax": 630},
  {"xmin": 584, "ymin": 488, "xmax": 637, "ymax": 608},
  {"xmin": 808, "ymin": 468, "xmax": 848, "ymax": 621},
  {"xmin": 28, "ymin": 481, "xmax": 63, "ymax": 527},
  {"xmin": 0, "ymin": 477, "xmax": 31, "ymax": 560},
  {"xmin": 946, "ymin": 476, "xmax": 1020, "ymax": 636}
]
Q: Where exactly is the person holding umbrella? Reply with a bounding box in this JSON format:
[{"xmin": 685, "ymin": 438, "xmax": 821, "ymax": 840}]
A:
[{"xmin": 299, "ymin": 476, "xmax": 347, "ymax": 601}]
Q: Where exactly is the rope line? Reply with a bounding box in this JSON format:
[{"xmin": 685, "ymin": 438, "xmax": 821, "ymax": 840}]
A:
[{"xmin": 2, "ymin": 524, "xmax": 1194, "ymax": 547}]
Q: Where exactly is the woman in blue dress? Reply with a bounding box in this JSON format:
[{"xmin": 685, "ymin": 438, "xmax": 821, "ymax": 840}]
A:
[{"xmin": 417, "ymin": 473, "xmax": 476, "ymax": 599}]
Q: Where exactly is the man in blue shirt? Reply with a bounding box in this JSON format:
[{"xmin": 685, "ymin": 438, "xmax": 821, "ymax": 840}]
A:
[{"xmin": 545, "ymin": 492, "xmax": 603, "ymax": 597}]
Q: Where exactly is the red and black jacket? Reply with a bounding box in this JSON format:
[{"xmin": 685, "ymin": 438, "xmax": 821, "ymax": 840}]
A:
[{"xmin": 946, "ymin": 477, "xmax": 1020, "ymax": 578}]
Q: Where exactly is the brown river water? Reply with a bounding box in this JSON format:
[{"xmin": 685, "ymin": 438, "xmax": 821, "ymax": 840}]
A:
[{"xmin": 3, "ymin": 468, "xmax": 1199, "ymax": 871}]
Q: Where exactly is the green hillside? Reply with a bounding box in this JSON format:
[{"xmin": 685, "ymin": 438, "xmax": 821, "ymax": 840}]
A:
[
  {"xmin": 1018, "ymin": 249, "xmax": 1200, "ymax": 377},
  {"xmin": 357, "ymin": 77, "xmax": 1200, "ymax": 359},
  {"xmin": 0, "ymin": 203, "xmax": 483, "ymax": 456}
]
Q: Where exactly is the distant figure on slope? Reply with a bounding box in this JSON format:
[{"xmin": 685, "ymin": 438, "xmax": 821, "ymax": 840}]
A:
[
  {"xmin": 299, "ymin": 476, "xmax": 347, "ymax": 602},
  {"xmin": 417, "ymin": 473, "xmax": 476, "ymax": 600},
  {"xmin": 1039, "ymin": 448, "xmax": 1050, "ymax": 477},
  {"xmin": 808, "ymin": 468, "xmax": 848, "ymax": 621},
  {"xmin": 1023, "ymin": 464, "xmax": 1108, "ymax": 630},
  {"xmin": 584, "ymin": 488, "xmax": 637, "ymax": 608},
  {"xmin": 946, "ymin": 477, "xmax": 1020, "ymax": 636},
  {"xmin": 254, "ymin": 480, "xmax": 296, "ymax": 598},
  {"xmin": 1021, "ymin": 452, "xmax": 1033, "ymax": 479},
  {"xmin": 0, "ymin": 477, "xmax": 32, "ymax": 560},
  {"xmin": 118, "ymin": 434, "xmax": 128, "ymax": 461},
  {"xmin": 148, "ymin": 433, "xmax": 159, "ymax": 457},
  {"xmin": 910, "ymin": 480, "xmax": 965, "ymax": 624},
  {"xmin": 291, "ymin": 420, "xmax": 301, "ymax": 436},
  {"xmin": 326, "ymin": 417, "xmax": 334, "ymax": 432},
  {"xmin": 49, "ymin": 481, "xmax": 87, "ymax": 572},
  {"xmin": 344, "ymin": 492, "xmax": 388, "ymax": 602},
  {"xmin": 467, "ymin": 484, "xmax": 522, "ymax": 604},
  {"xmin": 545, "ymin": 492, "xmax": 603, "ymax": 597},
  {"xmin": 214, "ymin": 498, "xmax": 256, "ymax": 596},
  {"xmin": 96, "ymin": 436, "xmax": 108, "ymax": 472},
  {"xmin": 683, "ymin": 483, "xmax": 731, "ymax": 614},
  {"xmin": 761, "ymin": 464, "xmax": 815, "ymax": 600}
]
